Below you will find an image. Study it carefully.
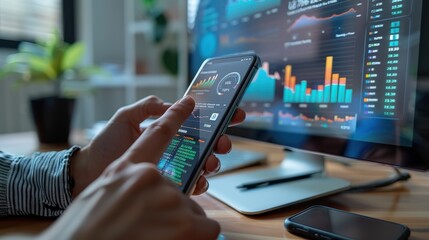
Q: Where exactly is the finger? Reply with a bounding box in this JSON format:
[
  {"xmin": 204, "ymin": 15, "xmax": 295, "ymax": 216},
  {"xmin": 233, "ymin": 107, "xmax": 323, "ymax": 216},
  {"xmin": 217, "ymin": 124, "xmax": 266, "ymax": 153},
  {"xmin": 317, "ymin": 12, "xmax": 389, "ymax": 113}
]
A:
[
  {"xmin": 124, "ymin": 96, "xmax": 195, "ymax": 163},
  {"xmin": 214, "ymin": 135, "xmax": 232, "ymax": 154},
  {"xmin": 192, "ymin": 217, "xmax": 221, "ymax": 240},
  {"xmin": 192, "ymin": 176, "xmax": 209, "ymax": 195},
  {"xmin": 113, "ymin": 95, "xmax": 172, "ymax": 126},
  {"xmin": 203, "ymin": 155, "xmax": 220, "ymax": 174},
  {"xmin": 228, "ymin": 108, "xmax": 246, "ymax": 127},
  {"xmin": 132, "ymin": 163, "xmax": 163, "ymax": 189},
  {"xmin": 116, "ymin": 163, "xmax": 163, "ymax": 198},
  {"xmin": 187, "ymin": 197, "xmax": 207, "ymax": 216}
]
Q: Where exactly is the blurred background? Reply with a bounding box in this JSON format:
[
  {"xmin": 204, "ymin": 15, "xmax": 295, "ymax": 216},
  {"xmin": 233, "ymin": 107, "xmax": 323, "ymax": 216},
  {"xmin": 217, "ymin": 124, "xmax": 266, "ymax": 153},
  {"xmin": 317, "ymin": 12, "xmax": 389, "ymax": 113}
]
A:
[{"xmin": 0, "ymin": 0, "xmax": 188, "ymax": 135}]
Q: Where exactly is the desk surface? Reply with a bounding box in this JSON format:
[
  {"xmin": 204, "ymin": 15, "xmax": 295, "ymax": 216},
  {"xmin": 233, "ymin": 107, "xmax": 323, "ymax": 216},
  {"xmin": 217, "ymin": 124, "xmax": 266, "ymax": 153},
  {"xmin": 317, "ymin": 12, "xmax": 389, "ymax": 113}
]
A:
[{"xmin": 0, "ymin": 132, "xmax": 429, "ymax": 240}]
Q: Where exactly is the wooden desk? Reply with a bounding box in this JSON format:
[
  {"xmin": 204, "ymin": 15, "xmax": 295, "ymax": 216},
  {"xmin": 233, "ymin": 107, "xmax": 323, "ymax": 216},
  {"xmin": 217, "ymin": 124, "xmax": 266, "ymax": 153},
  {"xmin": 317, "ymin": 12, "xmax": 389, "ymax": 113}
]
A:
[{"xmin": 1, "ymin": 132, "xmax": 429, "ymax": 239}]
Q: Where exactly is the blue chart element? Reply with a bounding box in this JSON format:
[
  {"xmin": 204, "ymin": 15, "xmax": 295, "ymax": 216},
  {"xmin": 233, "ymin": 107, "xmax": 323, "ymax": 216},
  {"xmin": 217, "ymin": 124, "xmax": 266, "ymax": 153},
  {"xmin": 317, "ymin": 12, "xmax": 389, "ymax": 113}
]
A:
[
  {"xmin": 242, "ymin": 68, "xmax": 275, "ymax": 102},
  {"xmin": 226, "ymin": 0, "xmax": 281, "ymax": 21},
  {"xmin": 199, "ymin": 33, "xmax": 217, "ymax": 58},
  {"xmin": 202, "ymin": 7, "xmax": 219, "ymax": 30},
  {"xmin": 287, "ymin": 8, "xmax": 357, "ymax": 32}
]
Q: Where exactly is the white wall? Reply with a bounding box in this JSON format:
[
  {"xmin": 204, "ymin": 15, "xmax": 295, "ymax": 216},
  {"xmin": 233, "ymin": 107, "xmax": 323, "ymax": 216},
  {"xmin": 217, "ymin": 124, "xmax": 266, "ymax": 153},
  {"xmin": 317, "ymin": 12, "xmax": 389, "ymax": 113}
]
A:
[{"xmin": 81, "ymin": 0, "xmax": 126, "ymax": 67}]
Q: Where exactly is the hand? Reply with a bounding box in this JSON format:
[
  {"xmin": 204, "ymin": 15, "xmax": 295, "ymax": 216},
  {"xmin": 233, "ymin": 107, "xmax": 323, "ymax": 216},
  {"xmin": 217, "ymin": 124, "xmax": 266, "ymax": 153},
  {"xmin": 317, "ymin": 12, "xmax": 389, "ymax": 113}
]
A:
[
  {"xmin": 70, "ymin": 95, "xmax": 245, "ymax": 197},
  {"xmin": 39, "ymin": 96, "xmax": 220, "ymax": 240}
]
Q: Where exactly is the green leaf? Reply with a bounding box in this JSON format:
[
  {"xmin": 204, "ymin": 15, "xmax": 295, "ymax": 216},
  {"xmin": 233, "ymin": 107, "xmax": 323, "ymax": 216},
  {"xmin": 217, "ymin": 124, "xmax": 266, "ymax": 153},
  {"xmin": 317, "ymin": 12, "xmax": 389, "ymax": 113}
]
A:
[
  {"xmin": 0, "ymin": 62, "xmax": 50, "ymax": 83},
  {"xmin": 0, "ymin": 62, "xmax": 25, "ymax": 78},
  {"xmin": 27, "ymin": 69, "xmax": 52, "ymax": 82},
  {"xmin": 18, "ymin": 42, "xmax": 46, "ymax": 57},
  {"xmin": 153, "ymin": 11, "xmax": 167, "ymax": 43},
  {"xmin": 62, "ymin": 42, "xmax": 84, "ymax": 71},
  {"xmin": 74, "ymin": 66, "xmax": 107, "ymax": 80},
  {"xmin": 45, "ymin": 31, "xmax": 66, "ymax": 74},
  {"xmin": 162, "ymin": 48, "xmax": 178, "ymax": 75},
  {"xmin": 6, "ymin": 53, "xmax": 56, "ymax": 79}
]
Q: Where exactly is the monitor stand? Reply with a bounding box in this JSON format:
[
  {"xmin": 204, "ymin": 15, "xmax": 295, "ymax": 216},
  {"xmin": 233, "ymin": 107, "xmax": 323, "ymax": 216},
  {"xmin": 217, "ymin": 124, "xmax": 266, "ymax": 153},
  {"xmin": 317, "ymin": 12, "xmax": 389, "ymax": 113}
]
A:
[{"xmin": 207, "ymin": 150, "xmax": 350, "ymax": 215}]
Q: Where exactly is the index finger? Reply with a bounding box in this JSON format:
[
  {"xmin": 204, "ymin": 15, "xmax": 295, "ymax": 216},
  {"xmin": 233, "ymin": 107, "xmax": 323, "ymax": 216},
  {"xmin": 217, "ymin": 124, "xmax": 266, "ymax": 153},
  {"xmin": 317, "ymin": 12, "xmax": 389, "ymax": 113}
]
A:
[
  {"xmin": 123, "ymin": 96, "xmax": 195, "ymax": 164},
  {"xmin": 229, "ymin": 108, "xmax": 246, "ymax": 127},
  {"xmin": 112, "ymin": 95, "xmax": 172, "ymax": 126}
]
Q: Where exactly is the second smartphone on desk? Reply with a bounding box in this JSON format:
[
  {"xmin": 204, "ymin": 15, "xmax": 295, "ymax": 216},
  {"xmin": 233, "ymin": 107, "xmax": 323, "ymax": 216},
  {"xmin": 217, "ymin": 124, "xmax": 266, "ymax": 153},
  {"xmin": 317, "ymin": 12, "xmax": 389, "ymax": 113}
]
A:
[
  {"xmin": 285, "ymin": 205, "xmax": 410, "ymax": 240},
  {"xmin": 157, "ymin": 53, "xmax": 261, "ymax": 195}
]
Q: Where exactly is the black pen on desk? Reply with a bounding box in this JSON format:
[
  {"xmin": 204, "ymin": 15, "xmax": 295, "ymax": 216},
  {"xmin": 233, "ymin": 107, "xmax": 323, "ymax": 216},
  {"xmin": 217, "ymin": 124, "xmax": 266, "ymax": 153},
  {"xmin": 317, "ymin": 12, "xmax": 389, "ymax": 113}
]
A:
[{"xmin": 236, "ymin": 173, "xmax": 315, "ymax": 190}]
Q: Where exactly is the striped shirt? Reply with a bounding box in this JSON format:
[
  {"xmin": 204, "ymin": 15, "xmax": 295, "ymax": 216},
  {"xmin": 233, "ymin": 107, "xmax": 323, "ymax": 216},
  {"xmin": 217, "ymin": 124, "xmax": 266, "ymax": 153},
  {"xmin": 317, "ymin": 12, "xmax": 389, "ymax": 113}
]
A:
[{"xmin": 0, "ymin": 146, "xmax": 80, "ymax": 217}]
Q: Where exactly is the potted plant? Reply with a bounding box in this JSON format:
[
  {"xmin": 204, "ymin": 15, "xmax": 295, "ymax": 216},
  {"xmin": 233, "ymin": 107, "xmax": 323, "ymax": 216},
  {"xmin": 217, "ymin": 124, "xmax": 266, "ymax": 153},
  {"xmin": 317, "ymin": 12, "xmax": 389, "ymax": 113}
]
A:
[{"xmin": 0, "ymin": 31, "xmax": 98, "ymax": 144}]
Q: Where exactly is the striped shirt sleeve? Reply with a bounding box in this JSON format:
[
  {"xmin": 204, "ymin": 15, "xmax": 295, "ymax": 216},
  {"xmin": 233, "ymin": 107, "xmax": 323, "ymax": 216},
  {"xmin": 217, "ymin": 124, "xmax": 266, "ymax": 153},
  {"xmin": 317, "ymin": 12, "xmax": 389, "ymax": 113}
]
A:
[{"xmin": 0, "ymin": 146, "xmax": 80, "ymax": 217}]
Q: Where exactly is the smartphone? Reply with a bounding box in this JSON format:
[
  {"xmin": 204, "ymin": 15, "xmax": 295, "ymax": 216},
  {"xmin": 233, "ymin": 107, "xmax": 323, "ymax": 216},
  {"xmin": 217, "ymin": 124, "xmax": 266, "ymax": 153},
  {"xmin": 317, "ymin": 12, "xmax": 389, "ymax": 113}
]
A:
[
  {"xmin": 157, "ymin": 53, "xmax": 261, "ymax": 195},
  {"xmin": 284, "ymin": 205, "xmax": 410, "ymax": 240}
]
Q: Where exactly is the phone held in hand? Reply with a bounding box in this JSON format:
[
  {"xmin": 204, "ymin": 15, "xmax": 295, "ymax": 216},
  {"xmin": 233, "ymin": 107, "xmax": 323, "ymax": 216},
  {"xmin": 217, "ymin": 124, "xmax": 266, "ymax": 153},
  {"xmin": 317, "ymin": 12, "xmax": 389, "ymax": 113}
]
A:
[
  {"xmin": 284, "ymin": 205, "xmax": 410, "ymax": 240},
  {"xmin": 157, "ymin": 52, "xmax": 261, "ymax": 195}
]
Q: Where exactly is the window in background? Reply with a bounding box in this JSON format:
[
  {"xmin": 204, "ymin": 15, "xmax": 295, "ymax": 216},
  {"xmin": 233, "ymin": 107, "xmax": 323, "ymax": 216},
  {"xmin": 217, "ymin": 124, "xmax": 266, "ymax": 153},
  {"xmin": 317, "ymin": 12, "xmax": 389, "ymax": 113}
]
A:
[{"xmin": 0, "ymin": 0, "xmax": 75, "ymax": 48}]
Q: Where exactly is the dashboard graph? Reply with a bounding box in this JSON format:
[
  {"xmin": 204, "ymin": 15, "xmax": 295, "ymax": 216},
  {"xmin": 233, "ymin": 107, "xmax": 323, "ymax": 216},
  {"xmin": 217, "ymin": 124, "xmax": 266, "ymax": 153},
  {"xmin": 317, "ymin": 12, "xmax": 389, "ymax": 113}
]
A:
[
  {"xmin": 244, "ymin": 110, "xmax": 274, "ymax": 128},
  {"xmin": 278, "ymin": 111, "xmax": 357, "ymax": 134},
  {"xmin": 287, "ymin": 8, "xmax": 358, "ymax": 32},
  {"xmin": 242, "ymin": 65, "xmax": 276, "ymax": 102},
  {"xmin": 192, "ymin": 74, "xmax": 218, "ymax": 89},
  {"xmin": 283, "ymin": 56, "xmax": 353, "ymax": 104}
]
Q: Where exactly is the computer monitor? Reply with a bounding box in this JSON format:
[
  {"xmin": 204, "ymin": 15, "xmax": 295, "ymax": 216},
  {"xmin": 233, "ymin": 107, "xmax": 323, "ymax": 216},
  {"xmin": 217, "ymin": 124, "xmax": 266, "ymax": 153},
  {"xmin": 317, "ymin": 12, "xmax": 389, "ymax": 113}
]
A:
[{"xmin": 187, "ymin": 0, "xmax": 429, "ymax": 213}]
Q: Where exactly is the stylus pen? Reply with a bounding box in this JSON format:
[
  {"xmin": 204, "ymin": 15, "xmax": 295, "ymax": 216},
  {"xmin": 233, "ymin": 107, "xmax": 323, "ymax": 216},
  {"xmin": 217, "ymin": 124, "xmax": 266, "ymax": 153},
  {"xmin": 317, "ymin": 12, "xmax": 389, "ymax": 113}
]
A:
[{"xmin": 236, "ymin": 173, "xmax": 315, "ymax": 190}]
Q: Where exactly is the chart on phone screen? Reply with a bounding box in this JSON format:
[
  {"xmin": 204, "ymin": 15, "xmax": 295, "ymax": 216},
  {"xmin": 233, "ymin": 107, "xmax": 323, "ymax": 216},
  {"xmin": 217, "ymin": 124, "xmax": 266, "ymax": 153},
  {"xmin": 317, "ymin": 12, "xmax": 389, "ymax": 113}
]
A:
[
  {"xmin": 157, "ymin": 67, "xmax": 243, "ymax": 189},
  {"xmin": 157, "ymin": 54, "xmax": 257, "ymax": 189}
]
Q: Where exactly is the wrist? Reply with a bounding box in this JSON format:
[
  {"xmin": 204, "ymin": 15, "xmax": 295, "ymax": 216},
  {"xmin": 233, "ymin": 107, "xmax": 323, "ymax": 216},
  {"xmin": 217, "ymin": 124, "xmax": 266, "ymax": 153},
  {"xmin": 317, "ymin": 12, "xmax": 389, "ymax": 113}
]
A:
[{"xmin": 69, "ymin": 146, "xmax": 90, "ymax": 199}]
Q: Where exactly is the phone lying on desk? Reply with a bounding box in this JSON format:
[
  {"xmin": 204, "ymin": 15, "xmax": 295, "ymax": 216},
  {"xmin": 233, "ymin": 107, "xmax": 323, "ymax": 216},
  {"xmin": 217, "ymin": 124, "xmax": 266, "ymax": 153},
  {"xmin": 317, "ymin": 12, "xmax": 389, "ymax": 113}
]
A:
[
  {"xmin": 284, "ymin": 205, "xmax": 410, "ymax": 240},
  {"xmin": 157, "ymin": 53, "xmax": 261, "ymax": 195}
]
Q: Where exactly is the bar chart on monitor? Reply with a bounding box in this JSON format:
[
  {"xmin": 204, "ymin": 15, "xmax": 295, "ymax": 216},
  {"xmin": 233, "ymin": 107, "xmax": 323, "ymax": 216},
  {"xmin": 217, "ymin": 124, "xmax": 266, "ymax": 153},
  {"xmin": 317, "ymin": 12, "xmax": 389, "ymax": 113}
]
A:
[
  {"xmin": 283, "ymin": 56, "xmax": 353, "ymax": 104},
  {"xmin": 282, "ymin": 0, "xmax": 364, "ymax": 106}
]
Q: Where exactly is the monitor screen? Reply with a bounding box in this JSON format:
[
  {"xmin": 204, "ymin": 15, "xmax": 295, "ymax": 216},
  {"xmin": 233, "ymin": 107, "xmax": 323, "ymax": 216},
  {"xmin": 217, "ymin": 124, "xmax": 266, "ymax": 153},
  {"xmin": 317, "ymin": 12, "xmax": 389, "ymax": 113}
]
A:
[{"xmin": 188, "ymin": 0, "xmax": 429, "ymax": 170}]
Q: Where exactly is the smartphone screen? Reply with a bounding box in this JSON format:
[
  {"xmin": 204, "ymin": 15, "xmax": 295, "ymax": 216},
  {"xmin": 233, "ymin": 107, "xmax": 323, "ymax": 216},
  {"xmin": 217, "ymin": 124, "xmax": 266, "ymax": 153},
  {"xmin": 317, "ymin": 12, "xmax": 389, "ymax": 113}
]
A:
[
  {"xmin": 285, "ymin": 205, "xmax": 410, "ymax": 240},
  {"xmin": 157, "ymin": 54, "xmax": 260, "ymax": 194}
]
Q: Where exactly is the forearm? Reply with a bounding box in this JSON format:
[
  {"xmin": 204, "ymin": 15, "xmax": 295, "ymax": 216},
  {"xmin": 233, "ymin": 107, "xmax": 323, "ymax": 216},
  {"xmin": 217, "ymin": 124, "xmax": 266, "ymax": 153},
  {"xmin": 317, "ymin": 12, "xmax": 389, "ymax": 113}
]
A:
[{"xmin": 0, "ymin": 147, "xmax": 79, "ymax": 217}]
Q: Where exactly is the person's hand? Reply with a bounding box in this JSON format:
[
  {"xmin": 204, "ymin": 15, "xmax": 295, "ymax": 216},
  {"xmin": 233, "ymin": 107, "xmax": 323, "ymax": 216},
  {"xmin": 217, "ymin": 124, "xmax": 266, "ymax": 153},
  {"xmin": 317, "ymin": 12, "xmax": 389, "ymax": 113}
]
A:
[
  {"xmin": 39, "ymin": 96, "xmax": 220, "ymax": 240},
  {"xmin": 70, "ymin": 95, "xmax": 245, "ymax": 197}
]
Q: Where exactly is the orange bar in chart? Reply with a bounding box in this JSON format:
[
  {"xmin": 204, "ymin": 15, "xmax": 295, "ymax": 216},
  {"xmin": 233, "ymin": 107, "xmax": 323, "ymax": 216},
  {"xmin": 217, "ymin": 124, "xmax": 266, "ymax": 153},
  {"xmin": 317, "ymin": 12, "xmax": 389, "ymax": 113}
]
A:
[
  {"xmin": 332, "ymin": 74, "xmax": 339, "ymax": 84},
  {"xmin": 324, "ymin": 56, "xmax": 333, "ymax": 102},
  {"xmin": 285, "ymin": 65, "xmax": 292, "ymax": 89},
  {"xmin": 290, "ymin": 76, "xmax": 296, "ymax": 91},
  {"xmin": 325, "ymin": 56, "xmax": 333, "ymax": 86}
]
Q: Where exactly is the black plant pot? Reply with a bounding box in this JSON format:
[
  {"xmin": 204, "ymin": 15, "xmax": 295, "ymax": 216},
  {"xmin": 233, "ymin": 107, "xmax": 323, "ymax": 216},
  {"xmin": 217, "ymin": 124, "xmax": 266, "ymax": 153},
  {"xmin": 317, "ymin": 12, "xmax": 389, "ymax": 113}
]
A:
[{"xmin": 30, "ymin": 96, "xmax": 75, "ymax": 144}]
